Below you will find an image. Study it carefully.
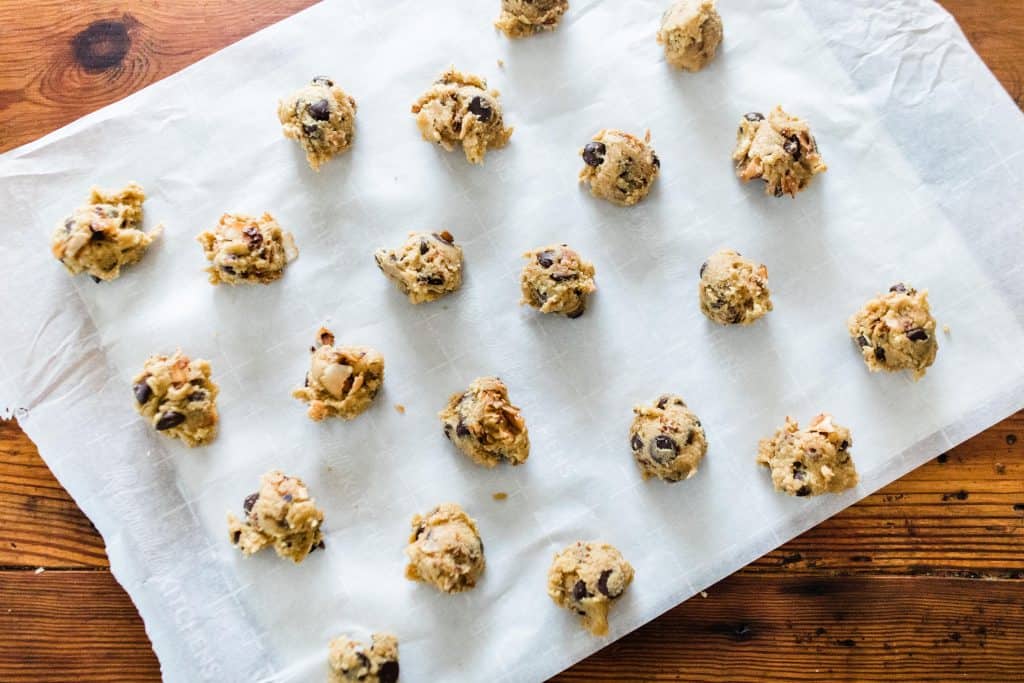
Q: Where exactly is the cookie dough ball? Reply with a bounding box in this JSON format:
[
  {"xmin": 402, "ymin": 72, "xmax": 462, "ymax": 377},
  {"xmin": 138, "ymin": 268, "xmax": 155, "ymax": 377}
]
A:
[
  {"xmin": 292, "ymin": 327, "xmax": 385, "ymax": 421},
  {"xmin": 328, "ymin": 633, "xmax": 399, "ymax": 683},
  {"xmin": 411, "ymin": 68, "xmax": 513, "ymax": 164},
  {"xmin": 657, "ymin": 0, "xmax": 723, "ymax": 71},
  {"xmin": 278, "ymin": 76, "xmax": 357, "ymax": 171},
  {"xmin": 547, "ymin": 541, "xmax": 634, "ymax": 636},
  {"xmin": 404, "ymin": 503, "xmax": 485, "ymax": 594},
  {"xmin": 733, "ymin": 106, "xmax": 827, "ymax": 197},
  {"xmin": 374, "ymin": 230, "xmax": 464, "ymax": 304},
  {"xmin": 579, "ymin": 129, "xmax": 660, "ymax": 206},
  {"xmin": 197, "ymin": 212, "xmax": 299, "ymax": 285},
  {"xmin": 757, "ymin": 413, "xmax": 858, "ymax": 497},
  {"xmin": 848, "ymin": 282, "xmax": 938, "ymax": 380},
  {"xmin": 439, "ymin": 377, "xmax": 529, "ymax": 467},
  {"xmin": 228, "ymin": 470, "xmax": 325, "ymax": 563},
  {"xmin": 630, "ymin": 394, "xmax": 707, "ymax": 482},
  {"xmin": 698, "ymin": 248, "xmax": 772, "ymax": 325},
  {"xmin": 520, "ymin": 244, "xmax": 597, "ymax": 318},
  {"xmin": 495, "ymin": 0, "xmax": 569, "ymax": 38},
  {"xmin": 51, "ymin": 182, "xmax": 162, "ymax": 282},
  {"xmin": 132, "ymin": 350, "xmax": 219, "ymax": 447}
]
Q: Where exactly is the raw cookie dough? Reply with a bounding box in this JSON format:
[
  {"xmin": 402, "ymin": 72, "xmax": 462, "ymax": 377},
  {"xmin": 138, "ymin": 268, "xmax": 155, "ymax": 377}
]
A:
[
  {"xmin": 374, "ymin": 230, "xmax": 464, "ymax": 303},
  {"xmin": 630, "ymin": 394, "xmax": 707, "ymax": 482},
  {"xmin": 547, "ymin": 541, "xmax": 634, "ymax": 636},
  {"xmin": 519, "ymin": 244, "xmax": 597, "ymax": 318},
  {"xmin": 228, "ymin": 470, "xmax": 325, "ymax": 563},
  {"xmin": 132, "ymin": 350, "xmax": 219, "ymax": 447},
  {"xmin": 197, "ymin": 212, "xmax": 298, "ymax": 285},
  {"xmin": 404, "ymin": 503, "xmax": 485, "ymax": 594},
  {"xmin": 411, "ymin": 68, "xmax": 513, "ymax": 164},
  {"xmin": 579, "ymin": 129, "xmax": 660, "ymax": 206},
  {"xmin": 733, "ymin": 106, "xmax": 827, "ymax": 197},
  {"xmin": 657, "ymin": 0, "xmax": 723, "ymax": 71},
  {"xmin": 51, "ymin": 182, "xmax": 162, "ymax": 282},
  {"xmin": 439, "ymin": 376, "xmax": 529, "ymax": 467},
  {"xmin": 278, "ymin": 76, "xmax": 357, "ymax": 171},
  {"xmin": 495, "ymin": 0, "xmax": 569, "ymax": 38},
  {"xmin": 292, "ymin": 327, "xmax": 385, "ymax": 421},
  {"xmin": 698, "ymin": 248, "xmax": 772, "ymax": 325},
  {"xmin": 328, "ymin": 633, "xmax": 399, "ymax": 683},
  {"xmin": 757, "ymin": 413, "xmax": 858, "ymax": 497},
  {"xmin": 848, "ymin": 282, "xmax": 938, "ymax": 381}
]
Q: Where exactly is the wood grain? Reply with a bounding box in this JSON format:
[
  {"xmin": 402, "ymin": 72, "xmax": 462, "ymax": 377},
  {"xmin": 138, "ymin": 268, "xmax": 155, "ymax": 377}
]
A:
[{"xmin": 0, "ymin": 0, "xmax": 1022, "ymax": 681}]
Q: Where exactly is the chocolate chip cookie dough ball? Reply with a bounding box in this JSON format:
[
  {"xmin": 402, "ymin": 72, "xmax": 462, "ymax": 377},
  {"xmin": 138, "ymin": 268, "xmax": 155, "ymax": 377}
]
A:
[
  {"xmin": 292, "ymin": 328, "xmax": 385, "ymax": 421},
  {"xmin": 228, "ymin": 470, "xmax": 325, "ymax": 563},
  {"xmin": 733, "ymin": 106, "xmax": 827, "ymax": 197},
  {"xmin": 411, "ymin": 68, "xmax": 513, "ymax": 164},
  {"xmin": 197, "ymin": 212, "xmax": 298, "ymax": 285},
  {"xmin": 495, "ymin": 0, "xmax": 569, "ymax": 38},
  {"xmin": 657, "ymin": 0, "xmax": 723, "ymax": 71},
  {"xmin": 579, "ymin": 129, "xmax": 660, "ymax": 206},
  {"xmin": 440, "ymin": 377, "xmax": 529, "ymax": 467},
  {"xmin": 404, "ymin": 503, "xmax": 485, "ymax": 594},
  {"xmin": 547, "ymin": 541, "xmax": 634, "ymax": 636},
  {"xmin": 51, "ymin": 182, "xmax": 162, "ymax": 282},
  {"xmin": 374, "ymin": 230, "xmax": 464, "ymax": 304},
  {"xmin": 698, "ymin": 248, "xmax": 772, "ymax": 325},
  {"xmin": 278, "ymin": 76, "xmax": 357, "ymax": 171},
  {"xmin": 132, "ymin": 350, "xmax": 219, "ymax": 447},
  {"xmin": 519, "ymin": 244, "xmax": 597, "ymax": 318},
  {"xmin": 757, "ymin": 413, "xmax": 858, "ymax": 497},
  {"xmin": 848, "ymin": 282, "xmax": 938, "ymax": 380},
  {"xmin": 328, "ymin": 633, "xmax": 399, "ymax": 683},
  {"xmin": 630, "ymin": 394, "xmax": 707, "ymax": 482}
]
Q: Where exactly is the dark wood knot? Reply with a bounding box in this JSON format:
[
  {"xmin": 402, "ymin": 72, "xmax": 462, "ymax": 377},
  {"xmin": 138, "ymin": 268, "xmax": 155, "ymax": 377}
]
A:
[{"xmin": 72, "ymin": 20, "xmax": 131, "ymax": 72}]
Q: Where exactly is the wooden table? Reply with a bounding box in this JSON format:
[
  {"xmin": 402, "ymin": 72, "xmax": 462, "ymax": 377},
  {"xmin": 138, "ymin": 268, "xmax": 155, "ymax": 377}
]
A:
[{"xmin": 1, "ymin": 1, "xmax": 1022, "ymax": 680}]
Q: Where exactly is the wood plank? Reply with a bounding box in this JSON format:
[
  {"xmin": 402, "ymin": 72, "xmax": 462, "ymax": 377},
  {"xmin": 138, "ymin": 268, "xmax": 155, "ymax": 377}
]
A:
[
  {"xmin": 3, "ymin": 413, "xmax": 1021, "ymax": 573},
  {"xmin": 1, "ymin": 570, "xmax": 1021, "ymax": 683}
]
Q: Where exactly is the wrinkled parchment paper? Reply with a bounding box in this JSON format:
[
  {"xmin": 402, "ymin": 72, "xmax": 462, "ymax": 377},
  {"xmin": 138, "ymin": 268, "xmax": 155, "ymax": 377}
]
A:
[{"xmin": 2, "ymin": 1, "xmax": 1023, "ymax": 680}]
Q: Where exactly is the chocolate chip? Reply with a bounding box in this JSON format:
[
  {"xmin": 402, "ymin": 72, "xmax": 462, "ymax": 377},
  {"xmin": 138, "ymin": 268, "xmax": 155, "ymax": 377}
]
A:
[
  {"xmin": 426, "ymin": 275, "xmax": 445, "ymax": 286},
  {"xmin": 582, "ymin": 141, "xmax": 606, "ymax": 167},
  {"xmin": 90, "ymin": 275, "xmax": 103, "ymax": 283},
  {"xmin": 231, "ymin": 530, "xmax": 241, "ymax": 544},
  {"xmin": 874, "ymin": 346, "xmax": 886, "ymax": 362},
  {"xmin": 187, "ymin": 391, "xmax": 205, "ymax": 402},
  {"xmin": 443, "ymin": 424, "xmax": 453, "ymax": 440},
  {"xmin": 155, "ymin": 411, "xmax": 186, "ymax": 431},
  {"xmin": 221, "ymin": 265, "xmax": 236, "ymax": 274},
  {"xmin": 243, "ymin": 493, "xmax": 259, "ymax": 513},
  {"xmin": 839, "ymin": 440, "xmax": 849, "ymax": 451},
  {"xmin": 572, "ymin": 580, "xmax": 590, "ymax": 601},
  {"xmin": 567, "ymin": 306, "xmax": 586, "ymax": 319},
  {"xmin": 414, "ymin": 524, "xmax": 426, "ymax": 540},
  {"xmin": 243, "ymin": 226, "xmax": 263, "ymax": 249},
  {"xmin": 308, "ymin": 98, "xmax": 331, "ymax": 121},
  {"xmin": 302, "ymin": 123, "xmax": 318, "ymax": 136},
  {"xmin": 550, "ymin": 272, "xmax": 578, "ymax": 282},
  {"xmin": 889, "ymin": 283, "xmax": 907, "ymax": 293},
  {"xmin": 650, "ymin": 434, "xmax": 678, "ymax": 462},
  {"xmin": 657, "ymin": 396, "xmax": 669, "ymax": 409},
  {"xmin": 434, "ymin": 230, "xmax": 454, "ymax": 244},
  {"xmin": 744, "ymin": 112, "xmax": 765, "ymax": 122},
  {"xmin": 795, "ymin": 485, "xmax": 812, "ymax": 497},
  {"xmin": 133, "ymin": 381, "xmax": 152, "ymax": 405},
  {"xmin": 686, "ymin": 429, "xmax": 695, "ymax": 446},
  {"xmin": 309, "ymin": 539, "xmax": 325, "ymax": 553},
  {"xmin": 907, "ymin": 328, "xmax": 929, "ymax": 342},
  {"xmin": 700, "ymin": 261, "xmax": 708, "ymax": 278},
  {"xmin": 856, "ymin": 335, "xmax": 869, "ymax": 348},
  {"xmin": 774, "ymin": 185, "xmax": 784, "ymax": 198},
  {"xmin": 597, "ymin": 569, "xmax": 617, "ymax": 597},
  {"xmin": 537, "ymin": 251, "xmax": 555, "ymax": 269},
  {"xmin": 456, "ymin": 421, "xmax": 470, "ymax": 437},
  {"xmin": 283, "ymin": 493, "xmax": 293, "ymax": 503},
  {"xmin": 783, "ymin": 135, "xmax": 802, "ymax": 160},
  {"xmin": 419, "ymin": 239, "xmax": 429, "ymax": 255},
  {"xmin": 311, "ymin": 76, "xmax": 334, "ymax": 87},
  {"xmin": 356, "ymin": 652, "xmax": 371, "ymax": 671},
  {"xmin": 467, "ymin": 96, "xmax": 492, "ymax": 122},
  {"xmin": 631, "ymin": 434, "xmax": 643, "ymax": 451},
  {"xmin": 792, "ymin": 462, "xmax": 807, "ymax": 481},
  {"xmin": 651, "ymin": 152, "xmax": 661, "ymax": 169},
  {"xmin": 378, "ymin": 660, "xmax": 399, "ymax": 683}
]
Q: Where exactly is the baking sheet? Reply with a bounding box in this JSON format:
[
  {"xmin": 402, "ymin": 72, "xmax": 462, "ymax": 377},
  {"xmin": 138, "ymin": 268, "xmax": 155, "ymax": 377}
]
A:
[{"xmin": 2, "ymin": 0, "xmax": 1023, "ymax": 680}]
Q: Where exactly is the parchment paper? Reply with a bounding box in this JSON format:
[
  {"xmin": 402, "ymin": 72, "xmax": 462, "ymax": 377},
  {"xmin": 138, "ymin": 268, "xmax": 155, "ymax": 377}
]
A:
[{"xmin": 2, "ymin": 1, "xmax": 1023, "ymax": 680}]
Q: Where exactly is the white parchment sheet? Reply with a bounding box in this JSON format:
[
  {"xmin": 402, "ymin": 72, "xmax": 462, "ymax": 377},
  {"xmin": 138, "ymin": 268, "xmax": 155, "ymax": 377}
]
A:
[{"xmin": 2, "ymin": 0, "xmax": 1023, "ymax": 680}]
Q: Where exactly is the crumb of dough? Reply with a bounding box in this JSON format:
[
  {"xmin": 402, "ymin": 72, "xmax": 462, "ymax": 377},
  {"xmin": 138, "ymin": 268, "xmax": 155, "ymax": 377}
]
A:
[
  {"xmin": 395, "ymin": 403, "xmax": 406, "ymax": 414},
  {"xmin": 497, "ymin": 59, "xmax": 505, "ymax": 68},
  {"xmin": 700, "ymin": 590, "xmax": 708, "ymax": 598},
  {"xmin": 492, "ymin": 492, "xmax": 508, "ymax": 501},
  {"xmin": 943, "ymin": 325, "xmax": 951, "ymax": 335}
]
